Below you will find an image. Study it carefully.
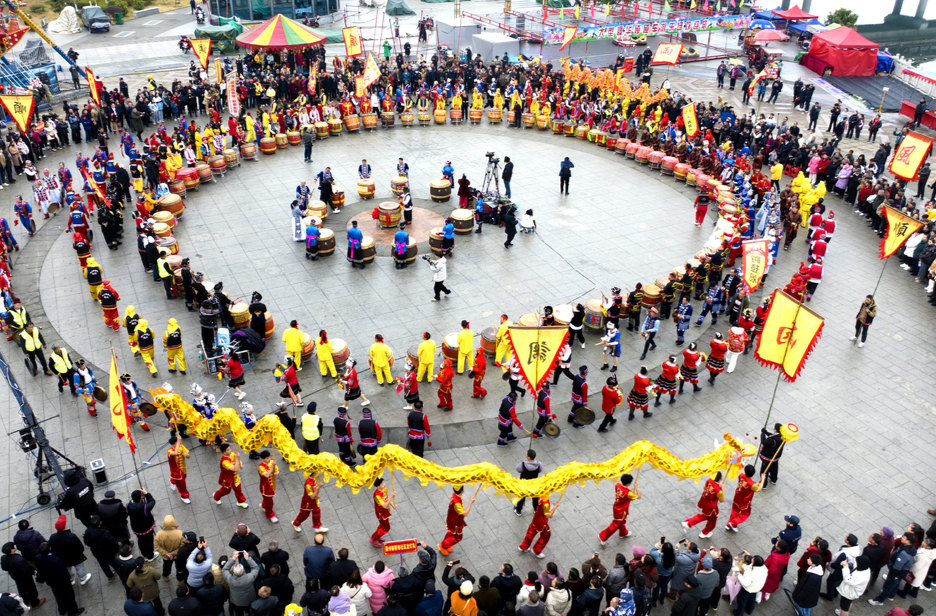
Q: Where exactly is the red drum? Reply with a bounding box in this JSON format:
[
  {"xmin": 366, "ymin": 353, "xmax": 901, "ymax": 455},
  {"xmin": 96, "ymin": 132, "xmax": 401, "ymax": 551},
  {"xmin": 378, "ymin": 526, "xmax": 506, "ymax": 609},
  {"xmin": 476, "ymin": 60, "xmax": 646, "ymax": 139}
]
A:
[
  {"xmin": 507, "ymin": 110, "xmax": 516, "ymax": 125},
  {"xmin": 169, "ymin": 179, "xmax": 185, "ymax": 196},
  {"xmin": 487, "ymin": 108, "xmax": 502, "ymax": 123},
  {"xmin": 674, "ymin": 163, "xmax": 690, "ymax": 180},
  {"xmin": 208, "ymin": 155, "xmax": 226, "ymax": 175},
  {"xmin": 362, "ymin": 113, "xmax": 378, "ymax": 129},
  {"xmin": 625, "ymin": 141, "xmax": 639, "ymax": 159},
  {"xmin": 287, "ymin": 130, "xmax": 301, "ymax": 145},
  {"xmin": 551, "ymin": 119, "xmax": 563, "ymax": 134},
  {"xmin": 522, "ymin": 113, "xmax": 535, "ymax": 128},
  {"xmin": 695, "ymin": 173, "xmax": 712, "ymax": 190},
  {"xmin": 635, "ymin": 146, "xmax": 652, "ymax": 164},
  {"xmin": 606, "ymin": 133, "xmax": 619, "ymax": 151},
  {"xmin": 537, "ymin": 114, "xmax": 549, "ymax": 130},
  {"xmin": 575, "ymin": 125, "xmax": 589, "ymax": 140},
  {"xmin": 469, "ymin": 109, "xmax": 482, "ymax": 124},
  {"xmin": 596, "ymin": 131, "xmax": 608, "ymax": 146},
  {"xmin": 647, "ymin": 151, "xmax": 666, "ymax": 169},
  {"xmin": 450, "ymin": 109, "xmax": 463, "ymax": 124},
  {"xmin": 615, "ymin": 137, "xmax": 630, "ymax": 155},
  {"xmin": 344, "ymin": 114, "xmax": 361, "ymax": 132},
  {"xmin": 563, "ymin": 121, "xmax": 576, "ymax": 136},
  {"xmin": 661, "ymin": 156, "xmax": 679, "ymax": 176}
]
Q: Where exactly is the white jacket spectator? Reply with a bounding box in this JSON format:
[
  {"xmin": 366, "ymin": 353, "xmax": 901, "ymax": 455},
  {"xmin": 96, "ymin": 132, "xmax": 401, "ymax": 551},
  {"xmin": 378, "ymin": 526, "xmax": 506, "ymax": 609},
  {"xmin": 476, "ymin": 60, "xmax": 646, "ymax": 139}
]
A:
[
  {"xmin": 837, "ymin": 556, "xmax": 871, "ymax": 600},
  {"xmin": 733, "ymin": 560, "xmax": 768, "ymax": 593},
  {"xmin": 341, "ymin": 577, "xmax": 374, "ymax": 616}
]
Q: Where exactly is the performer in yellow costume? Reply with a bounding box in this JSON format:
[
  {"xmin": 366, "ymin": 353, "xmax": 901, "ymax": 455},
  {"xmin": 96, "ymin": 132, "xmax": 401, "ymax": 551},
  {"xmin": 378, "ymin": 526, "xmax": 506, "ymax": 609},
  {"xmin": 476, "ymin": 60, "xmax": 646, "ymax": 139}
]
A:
[
  {"xmin": 494, "ymin": 89, "xmax": 504, "ymax": 110},
  {"xmin": 472, "ymin": 88, "xmax": 483, "ymax": 110}
]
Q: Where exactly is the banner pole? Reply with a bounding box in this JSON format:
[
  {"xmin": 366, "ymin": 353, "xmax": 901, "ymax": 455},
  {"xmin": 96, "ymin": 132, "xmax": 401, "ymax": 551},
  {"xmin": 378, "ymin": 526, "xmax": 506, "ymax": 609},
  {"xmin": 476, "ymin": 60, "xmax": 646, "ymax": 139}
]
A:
[
  {"xmin": 871, "ymin": 256, "xmax": 889, "ymax": 298},
  {"xmin": 761, "ymin": 298, "xmax": 803, "ymax": 430},
  {"xmin": 130, "ymin": 450, "xmax": 144, "ymax": 490},
  {"xmin": 528, "ymin": 316, "xmax": 541, "ymax": 449}
]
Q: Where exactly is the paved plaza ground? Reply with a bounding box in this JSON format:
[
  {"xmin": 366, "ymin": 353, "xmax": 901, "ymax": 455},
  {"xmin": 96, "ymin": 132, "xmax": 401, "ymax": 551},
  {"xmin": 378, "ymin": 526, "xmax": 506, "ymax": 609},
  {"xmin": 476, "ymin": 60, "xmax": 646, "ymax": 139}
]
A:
[{"xmin": 0, "ymin": 33, "xmax": 935, "ymax": 616}]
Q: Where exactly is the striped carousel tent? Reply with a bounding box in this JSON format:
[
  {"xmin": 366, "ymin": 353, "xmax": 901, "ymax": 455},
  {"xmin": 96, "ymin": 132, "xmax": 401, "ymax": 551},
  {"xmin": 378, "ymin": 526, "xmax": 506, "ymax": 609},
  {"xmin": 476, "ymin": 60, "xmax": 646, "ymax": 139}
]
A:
[{"xmin": 235, "ymin": 14, "xmax": 326, "ymax": 50}]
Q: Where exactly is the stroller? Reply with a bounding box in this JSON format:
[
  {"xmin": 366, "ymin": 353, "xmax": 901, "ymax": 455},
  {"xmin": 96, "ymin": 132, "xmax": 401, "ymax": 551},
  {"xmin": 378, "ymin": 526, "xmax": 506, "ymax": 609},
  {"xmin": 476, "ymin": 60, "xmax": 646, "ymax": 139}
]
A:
[{"xmin": 229, "ymin": 328, "xmax": 266, "ymax": 355}]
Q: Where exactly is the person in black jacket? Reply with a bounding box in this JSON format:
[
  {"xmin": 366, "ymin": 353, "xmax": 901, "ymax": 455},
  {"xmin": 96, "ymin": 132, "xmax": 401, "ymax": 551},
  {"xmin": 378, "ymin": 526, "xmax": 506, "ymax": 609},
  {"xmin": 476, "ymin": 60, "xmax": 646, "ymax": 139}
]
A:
[
  {"xmin": 327, "ymin": 548, "xmax": 359, "ymax": 588},
  {"xmin": 49, "ymin": 515, "xmax": 91, "ymax": 585},
  {"xmin": 197, "ymin": 573, "xmax": 228, "ymax": 616},
  {"xmin": 299, "ymin": 578, "xmax": 329, "ymax": 615},
  {"xmin": 442, "ymin": 562, "xmax": 475, "ymax": 610},
  {"xmin": 412, "ymin": 543, "xmax": 437, "ymax": 588},
  {"xmin": 791, "ymin": 554, "xmax": 822, "ymax": 614},
  {"xmin": 502, "ymin": 157, "xmax": 514, "ymax": 199},
  {"xmin": 229, "ymin": 523, "xmax": 261, "ymax": 559},
  {"xmin": 127, "ymin": 489, "xmax": 157, "ymax": 561},
  {"xmin": 266, "ymin": 564, "xmax": 295, "ymax": 610},
  {"xmin": 0, "ymin": 543, "xmax": 44, "ymax": 609},
  {"xmin": 175, "ymin": 532, "xmax": 198, "ymax": 584},
  {"xmin": 35, "ymin": 543, "xmax": 84, "ymax": 616},
  {"xmin": 670, "ymin": 575, "xmax": 704, "ymax": 616},
  {"xmin": 261, "ymin": 541, "xmax": 290, "ymax": 577},
  {"xmin": 97, "ymin": 490, "xmax": 131, "ymax": 546},
  {"xmin": 114, "ymin": 544, "xmax": 137, "ymax": 599},
  {"xmin": 60, "ymin": 471, "xmax": 98, "ymax": 527},
  {"xmin": 83, "ymin": 515, "xmax": 119, "ymax": 582},
  {"xmin": 167, "ymin": 584, "xmax": 202, "ymax": 616},
  {"xmin": 758, "ymin": 423, "xmax": 784, "ymax": 485},
  {"xmin": 12, "ymin": 520, "xmax": 45, "ymax": 565},
  {"xmin": 503, "ymin": 207, "xmax": 518, "ymax": 249},
  {"xmin": 491, "ymin": 563, "xmax": 523, "ymax": 611}
]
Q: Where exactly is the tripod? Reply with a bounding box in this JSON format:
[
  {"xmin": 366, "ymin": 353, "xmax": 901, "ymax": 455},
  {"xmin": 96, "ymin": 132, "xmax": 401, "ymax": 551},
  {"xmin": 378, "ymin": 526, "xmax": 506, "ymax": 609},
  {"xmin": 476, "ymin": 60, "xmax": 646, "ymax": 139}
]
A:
[{"xmin": 481, "ymin": 156, "xmax": 502, "ymax": 200}]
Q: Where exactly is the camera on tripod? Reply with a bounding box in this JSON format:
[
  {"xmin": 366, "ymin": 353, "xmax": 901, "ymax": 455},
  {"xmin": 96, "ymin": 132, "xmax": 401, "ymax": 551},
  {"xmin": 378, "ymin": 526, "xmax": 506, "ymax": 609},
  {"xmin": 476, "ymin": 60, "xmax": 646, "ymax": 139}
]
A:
[{"xmin": 486, "ymin": 152, "xmax": 500, "ymax": 164}]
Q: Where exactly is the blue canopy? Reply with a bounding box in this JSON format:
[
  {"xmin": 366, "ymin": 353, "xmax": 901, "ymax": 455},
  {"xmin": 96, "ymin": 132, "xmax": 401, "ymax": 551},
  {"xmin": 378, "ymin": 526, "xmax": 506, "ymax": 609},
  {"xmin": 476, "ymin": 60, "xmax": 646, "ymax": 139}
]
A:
[
  {"xmin": 788, "ymin": 18, "xmax": 823, "ymax": 34},
  {"xmin": 750, "ymin": 19, "xmax": 776, "ymax": 29},
  {"xmin": 752, "ymin": 6, "xmax": 784, "ymax": 20},
  {"xmin": 876, "ymin": 51, "xmax": 895, "ymax": 75}
]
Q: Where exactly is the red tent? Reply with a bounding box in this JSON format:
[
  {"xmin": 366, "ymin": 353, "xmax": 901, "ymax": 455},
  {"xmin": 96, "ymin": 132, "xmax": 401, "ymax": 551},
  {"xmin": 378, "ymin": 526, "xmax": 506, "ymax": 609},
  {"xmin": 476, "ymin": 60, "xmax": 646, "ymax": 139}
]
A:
[
  {"xmin": 771, "ymin": 5, "xmax": 818, "ymax": 19},
  {"xmin": 808, "ymin": 27, "xmax": 879, "ymax": 77}
]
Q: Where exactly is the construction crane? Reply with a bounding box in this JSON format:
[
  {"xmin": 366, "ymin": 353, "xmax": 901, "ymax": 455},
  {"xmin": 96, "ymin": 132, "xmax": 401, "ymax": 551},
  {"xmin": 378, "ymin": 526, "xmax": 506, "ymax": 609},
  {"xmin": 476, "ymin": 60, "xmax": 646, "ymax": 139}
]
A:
[{"xmin": 0, "ymin": 0, "xmax": 86, "ymax": 79}]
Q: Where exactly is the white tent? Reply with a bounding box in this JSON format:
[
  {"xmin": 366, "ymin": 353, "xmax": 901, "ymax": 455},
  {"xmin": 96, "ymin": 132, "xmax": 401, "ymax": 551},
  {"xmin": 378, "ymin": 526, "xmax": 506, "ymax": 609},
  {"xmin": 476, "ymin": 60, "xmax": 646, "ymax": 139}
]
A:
[
  {"xmin": 48, "ymin": 6, "xmax": 82, "ymax": 35},
  {"xmin": 471, "ymin": 32, "xmax": 518, "ymax": 63}
]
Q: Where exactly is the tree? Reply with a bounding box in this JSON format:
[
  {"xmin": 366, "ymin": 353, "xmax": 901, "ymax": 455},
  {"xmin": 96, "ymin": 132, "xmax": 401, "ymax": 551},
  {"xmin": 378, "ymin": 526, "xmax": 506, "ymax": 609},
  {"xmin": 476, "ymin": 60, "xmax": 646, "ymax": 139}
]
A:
[{"xmin": 826, "ymin": 8, "xmax": 858, "ymax": 28}]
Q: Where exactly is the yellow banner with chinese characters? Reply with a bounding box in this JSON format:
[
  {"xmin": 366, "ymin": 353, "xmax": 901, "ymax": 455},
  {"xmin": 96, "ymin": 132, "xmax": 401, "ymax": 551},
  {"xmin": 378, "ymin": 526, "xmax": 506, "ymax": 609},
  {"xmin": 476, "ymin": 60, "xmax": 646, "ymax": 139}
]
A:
[
  {"xmin": 682, "ymin": 103, "xmax": 698, "ymax": 138},
  {"xmin": 214, "ymin": 59, "xmax": 223, "ymax": 84},
  {"xmin": 755, "ymin": 290, "xmax": 824, "ymax": 382},
  {"xmin": 355, "ymin": 75, "xmax": 365, "ymax": 98},
  {"xmin": 880, "ymin": 206, "xmax": 924, "ymax": 259},
  {"xmin": 651, "ymin": 43, "xmax": 682, "ymax": 65},
  {"xmin": 889, "ymin": 131, "xmax": 932, "ymax": 181},
  {"xmin": 108, "ymin": 351, "xmax": 136, "ymax": 454},
  {"xmin": 342, "ymin": 26, "xmax": 363, "ymax": 57},
  {"xmin": 363, "ymin": 53, "xmax": 380, "ymax": 87},
  {"xmin": 154, "ymin": 393, "xmax": 755, "ymax": 495},
  {"xmin": 0, "ymin": 95, "xmax": 34, "ymax": 132},
  {"xmin": 505, "ymin": 326, "xmax": 568, "ymax": 394},
  {"xmin": 741, "ymin": 238, "xmax": 769, "ymax": 292},
  {"xmin": 190, "ymin": 38, "xmax": 211, "ymax": 69}
]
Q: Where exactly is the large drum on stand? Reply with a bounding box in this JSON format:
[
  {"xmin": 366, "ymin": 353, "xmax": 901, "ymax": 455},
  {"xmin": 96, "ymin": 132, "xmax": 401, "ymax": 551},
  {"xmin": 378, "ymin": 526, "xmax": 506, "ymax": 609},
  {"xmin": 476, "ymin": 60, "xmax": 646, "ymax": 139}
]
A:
[
  {"xmin": 442, "ymin": 333, "xmax": 459, "ymax": 362},
  {"xmin": 584, "ymin": 299, "xmax": 606, "ymax": 334},
  {"xmin": 157, "ymin": 194, "xmax": 185, "ymax": 218},
  {"xmin": 430, "ymin": 179, "xmax": 451, "ymax": 202},
  {"xmin": 450, "ymin": 208, "xmax": 474, "ymax": 233},
  {"xmin": 480, "ymin": 327, "xmax": 497, "ymax": 356},
  {"xmin": 381, "ymin": 112, "xmax": 396, "ymax": 128},
  {"xmin": 391, "ymin": 175, "xmax": 409, "ymax": 196},
  {"xmin": 344, "ymin": 114, "xmax": 361, "ymax": 132},
  {"xmin": 357, "ymin": 178, "xmax": 376, "ymax": 199},
  {"xmin": 378, "ymin": 202, "xmax": 402, "ymax": 228},
  {"xmin": 360, "ymin": 237, "xmax": 376, "ymax": 264},
  {"xmin": 318, "ymin": 228, "xmax": 336, "ymax": 256},
  {"xmin": 401, "ymin": 111, "xmax": 415, "ymax": 126},
  {"xmin": 239, "ymin": 142, "xmax": 257, "ymax": 160},
  {"xmin": 662, "ymin": 156, "xmax": 679, "ymax": 176},
  {"xmin": 260, "ymin": 137, "xmax": 277, "ymax": 154},
  {"xmin": 329, "ymin": 118, "xmax": 343, "ymax": 136},
  {"xmin": 275, "ymin": 133, "xmax": 288, "ymax": 148},
  {"xmin": 487, "ymin": 109, "xmax": 502, "ymax": 123},
  {"xmin": 287, "ymin": 130, "xmax": 301, "ymax": 145},
  {"xmin": 332, "ymin": 339, "xmax": 350, "ymax": 372},
  {"xmin": 429, "ymin": 228, "xmax": 444, "ymax": 256},
  {"xmin": 434, "ymin": 109, "xmax": 446, "ymax": 124},
  {"xmin": 362, "ymin": 113, "xmax": 378, "ymax": 131},
  {"xmin": 231, "ymin": 302, "xmax": 250, "ymax": 329},
  {"xmin": 314, "ymin": 122, "xmax": 329, "ymax": 139},
  {"xmin": 469, "ymin": 109, "xmax": 482, "ymax": 125},
  {"xmin": 641, "ymin": 284, "xmax": 662, "ymax": 310}
]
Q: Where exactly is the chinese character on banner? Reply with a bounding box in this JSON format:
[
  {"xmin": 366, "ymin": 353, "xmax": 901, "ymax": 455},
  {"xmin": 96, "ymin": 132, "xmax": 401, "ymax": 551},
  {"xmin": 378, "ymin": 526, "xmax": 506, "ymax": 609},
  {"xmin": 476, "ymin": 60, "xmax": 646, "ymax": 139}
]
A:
[
  {"xmin": 879, "ymin": 206, "xmax": 924, "ymax": 259},
  {"xmin": 740, "ymin": 239, "xmax": 769, "ymax": 292},
  {"xmin": 681, "ymin": 103, "xmax": 698, "ymax": 138},
  {"xmin": 651, "ymin": 43, "xmax": 682, "ymax": 65},
  {"xmin": 0, "ymin": 94, "xmax": 35, "ymax": 133},
  {"xmin": 85, "ymin": 67, "xmax": 100, "ymax": 106},
  {"xmin": 505, "ymin": 326, "xmax": 569, "ymax": 394},
  {"xmin": 559, "ymin": 25, "xmax": 577, "ymax": 50},
  {"xmin": 355, "ymin": 75, "xmax": 365, "ymax": 99},
  {"xmin": 342, "ymin": 26, "xmax": 364, "ymax": 57},
  {"xmin": 189, "ymin": 38, "xmax": 212, "ymax": 69},
  {"xmin": 754, "ymin": 290, "xmax": 824, "ymax": 382},
  {"xmin": 889, "ymin": 131, "xmax": 933, "ymax": 181},
  {"xmin": 226, "ymin": 73, "xmax": 240, "ymax": 118}
]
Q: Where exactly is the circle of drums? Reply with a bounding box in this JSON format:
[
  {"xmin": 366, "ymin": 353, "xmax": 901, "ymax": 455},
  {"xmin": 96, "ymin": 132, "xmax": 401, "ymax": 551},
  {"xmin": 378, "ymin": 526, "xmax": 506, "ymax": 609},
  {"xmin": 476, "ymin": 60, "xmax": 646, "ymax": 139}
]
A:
[{"xmin": 253, "ymin": 106, "xmax": 745, "ymax": 272}]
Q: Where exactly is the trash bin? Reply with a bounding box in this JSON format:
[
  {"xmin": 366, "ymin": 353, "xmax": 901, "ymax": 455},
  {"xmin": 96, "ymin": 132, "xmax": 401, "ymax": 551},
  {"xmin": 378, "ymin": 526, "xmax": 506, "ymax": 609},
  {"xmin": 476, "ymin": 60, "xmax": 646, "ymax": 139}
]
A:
[
  {"xmin": 114, "ymin": 12, "xmax": 124, "ymax": 24},
  {"xmin": 89, "ymin": 458, "xmax": 107, "ymax": 485}
]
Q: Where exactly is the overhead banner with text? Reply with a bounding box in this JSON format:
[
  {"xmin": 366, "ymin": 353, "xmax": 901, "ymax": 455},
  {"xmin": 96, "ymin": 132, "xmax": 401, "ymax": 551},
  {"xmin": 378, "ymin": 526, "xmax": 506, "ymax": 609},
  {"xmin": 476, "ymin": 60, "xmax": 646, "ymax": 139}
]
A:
[
  {"xmin": 879, "ymin": 206, "xmax": 924, "ymax": 259},
  {"xmin": 190, "ymin": 38, "xmax": 212, "ymax": 69},
  {"xmin": 889, "ymin": 131, "xmax": 932, "ymax": 181},
  {"xmin": 543, "ymin": 14, "xmax": 752, "ymax": 44},
  {"xmin": 506, "ymin": 326, "xmax": 569, "ymax": 394},
  {"xmin": 342, "ymin": 26, "xmax": 364, "ymax": 57},
  {"xmin": 0, "ymin": 94, "xmax": 35, "ymax": 132},
  {"xmin": 754, "ymin": 290, "xmax": 824, "ymax": 383}
]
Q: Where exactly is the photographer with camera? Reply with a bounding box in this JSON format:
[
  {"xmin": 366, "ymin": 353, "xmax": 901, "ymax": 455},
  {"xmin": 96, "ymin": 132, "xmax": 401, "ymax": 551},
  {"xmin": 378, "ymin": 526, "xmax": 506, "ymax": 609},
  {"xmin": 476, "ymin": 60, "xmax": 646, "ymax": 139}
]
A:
[{"xmin": 425, "ymin": 254, "xmax": 451, "ymax": 302}]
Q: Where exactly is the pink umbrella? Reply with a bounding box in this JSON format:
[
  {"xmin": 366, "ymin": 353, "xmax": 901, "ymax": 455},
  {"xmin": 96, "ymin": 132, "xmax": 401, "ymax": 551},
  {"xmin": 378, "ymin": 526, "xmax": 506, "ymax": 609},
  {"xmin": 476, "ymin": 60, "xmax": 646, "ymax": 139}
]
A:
[{"xmin": 753, "ymin": 29, "xmax": 789, "ymax": 42}]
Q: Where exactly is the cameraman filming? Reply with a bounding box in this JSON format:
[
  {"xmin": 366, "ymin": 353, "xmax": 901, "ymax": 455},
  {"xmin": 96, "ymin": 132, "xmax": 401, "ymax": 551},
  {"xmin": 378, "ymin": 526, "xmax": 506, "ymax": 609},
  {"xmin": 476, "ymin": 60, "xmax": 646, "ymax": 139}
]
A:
[{"xmin": 425, "ymin": 254, "xmax": 451, "ymax": 302}]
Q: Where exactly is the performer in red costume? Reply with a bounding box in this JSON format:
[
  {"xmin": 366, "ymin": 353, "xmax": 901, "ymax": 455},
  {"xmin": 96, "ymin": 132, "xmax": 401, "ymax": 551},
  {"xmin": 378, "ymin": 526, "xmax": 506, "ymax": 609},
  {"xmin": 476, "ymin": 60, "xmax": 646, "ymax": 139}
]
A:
[
  {"xmin": 292, "ymin": 473, "xmax": 328, "ymax": 533},
  {"xmin": 598, "ymin": 473, "xmax": 641, "ymax": 545},
  {"xmin": 213, "ymin": 443, "xmax": 248, "ymax": 508},
  {"xmin": 438, "ymin": 486, "xmax": 476, "ymax": 556},
  {"xmin": 653, "ymin": 355, "xmax": 679, "ymax": 407},
  {"xmin": 519, "ymin": 493, "xmax": 559, "ymax": 558},
  {"xmin": 435, "ymin": 359, "xmax": 454, "ymax": 411},
  {"xmin": 258, "ymin": 450, "xmax": 280, "ymax": 522},
  {"xmin": 682, "ymin": 472, "xmax": 725, "ymax": 539},
  {"xmin": 726, "ymin": 465, "xmax": 761, "ymax": 532},
  {"xmin": 167, "ymin": 434, "xmax": 191, "ymax": 504},
  {"xmin": 678, "ymin": 343, "xmax": 702, "ymax": 394},
  {"xmin": 369, "ymin": 477, "xmax": 396, "ymax": 547},
  {"xmin": 706, "ymin": 333, "xmax": 728, "ymax": 385},
  {"xmin": 627, "ymin": 367, "xmax": 653, "ymax": 420},
  {"xmin": 471, "ymin": 348, "xmax": 487, "ymax": 398}
]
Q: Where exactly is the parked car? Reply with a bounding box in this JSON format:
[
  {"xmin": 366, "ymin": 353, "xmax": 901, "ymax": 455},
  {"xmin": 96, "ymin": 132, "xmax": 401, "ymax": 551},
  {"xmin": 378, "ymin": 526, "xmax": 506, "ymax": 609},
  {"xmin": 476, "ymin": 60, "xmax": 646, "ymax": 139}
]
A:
[{"xmin": 80, "ymin": 6, "xmax": 111, "ymax": 33}]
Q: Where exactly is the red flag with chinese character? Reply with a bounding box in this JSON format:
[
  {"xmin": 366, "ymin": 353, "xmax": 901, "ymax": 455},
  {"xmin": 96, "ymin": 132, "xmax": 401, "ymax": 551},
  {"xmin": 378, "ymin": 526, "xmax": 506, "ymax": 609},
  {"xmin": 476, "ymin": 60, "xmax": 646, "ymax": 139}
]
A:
[
  {"xmin": 889, "ymin": 131, "xmax": 932, "ymax": 181},
  {"xmin": 342, "ymin": 26, "xmax": 364, "ymax": 57},
  {"xmin": 86, "ymin": 67, "xmax": 100, "ymax": 106},
  {"xmin": 740, "ymin": 239, "xmax": 769, "ymax": 292}
]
